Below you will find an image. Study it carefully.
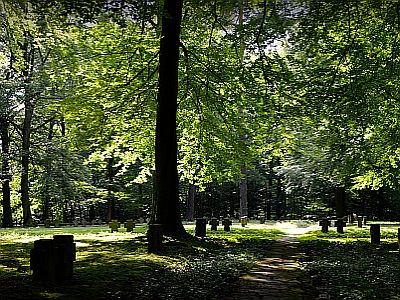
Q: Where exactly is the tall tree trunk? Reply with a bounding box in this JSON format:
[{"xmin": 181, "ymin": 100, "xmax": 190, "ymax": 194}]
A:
[
  {"xmin": 106, "ymin": 156, "xmax": 116, "ymax": 222},
  {"xmin": 376, "ymin": 187, "xmax": 384, "ymax": 220},
  {"xmin": 239, "ymin": 165, "xmax": 248, "ymax": 217},
  {"xmin": 21, "ymin": 100, "xmax": 34, "ymax": 227},
  {"xmin": 1, "ymin": 118, "xmax": 13, "ymax": 227},
  {"xmin": 266, "ymin": 177, "xmax": 272, "ymax": 220},
  {"xmin": 238, "ymin": 0, "xmax": 248, "ymax": 219},
  {"xmin": 335, "ymin": 186, "xmax": 346, "ymax": 219},
  {"xmin": 153, "ymin": 0, "xmax": 186, "ymax": 236},
  {"xmin": 276, "ymin": 177, "xmax": 283, "ymax": 220},
  {"xmin": 185, "ymin": 184, "xmax": 195, "ymax": 221},
  {"xmin": 42, "ymin": 120, "xmax": 55, "ymax": 222}
]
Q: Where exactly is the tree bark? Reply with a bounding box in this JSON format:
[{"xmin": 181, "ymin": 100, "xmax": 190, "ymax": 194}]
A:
[
  {"xmin": 21, "ymin": 99, "xmax": 34, "ymax": 227},
  {"xmin": 1, "ymin": 117, "xmax": 13, "ymax": 227},
  {"xmin": 335, "ymin": 186, "xmax": 346, "ymax": 219},
  {"xmin": 239, "ymin": 164, "xmax": 248, "ymax": 217},
  {"xmin": 153, "ymin": 0, "xmax": 186, "ymax": 236},
  {"xmin": 185, "ymin": 184, "xmax": 195, "ymax": 221},
  {"xmin": 106, "ymin": 156, "xmax": 116, "ymax": 222}
]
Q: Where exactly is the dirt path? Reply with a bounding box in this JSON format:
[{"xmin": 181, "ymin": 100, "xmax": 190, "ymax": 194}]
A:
[{"xmin": 221, "ymin": 224, "xmax": 317, "ymax": 300}]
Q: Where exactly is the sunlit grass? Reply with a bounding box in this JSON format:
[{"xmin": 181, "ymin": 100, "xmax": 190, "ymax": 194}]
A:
[
  {"xmin": 0, "ymin": 224, "xmax": 283, "ymax": 300},
  {"xmin": 299, "ymin": 226, "xmax": 400, "ymax": 300}
]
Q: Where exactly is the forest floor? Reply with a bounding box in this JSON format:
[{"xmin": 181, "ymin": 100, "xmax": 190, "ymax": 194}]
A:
[
  {"xmin": 221, "ymin": 223, "xmax": 318, "ymax": 300},
  {"xmin": 0, "ymin": 222, "xmax": 399, "ymax": 299}
]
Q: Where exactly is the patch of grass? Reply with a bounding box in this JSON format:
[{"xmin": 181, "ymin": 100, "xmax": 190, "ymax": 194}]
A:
[
  {"xmin": 0, "ymin": 225, "xmax": 282, "ymax": 300},
  {"xmin": 299, "ymin": 229, "xmax": 400, "ymax": 300}
]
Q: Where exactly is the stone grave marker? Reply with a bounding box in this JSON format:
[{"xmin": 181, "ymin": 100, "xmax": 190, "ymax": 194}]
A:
[
  {"xmin": 357, "ymin": 216, "xmax": 363, "ymax": 228},
  {"xmin": 370, "ymin": 224, "xmax": 380, "ymax": 245},
  {"xmin": 240, "ymin": 216, "xmax": 248, "ymax": 227},
  {"xmin": 53, "ymin": 234, "xmax": 76, "ymax": 281},
  {"xmin": 209, "ymin": 217, "xmax": 219, "ymax": 231},
  {"xmin": 334, "ymin": 219, "xmax": 346, "ymax": 234},
  {"xmin": 109, "ymin": 220, "xmax": 120, "ymax": 233},
  {"xmin": 259, "ymin": 215, "xmax": 266, "ymax": 224},
  {"xmin": 30, "ymin": 235, "xmax": 76, "ymax": 284},
  {"xmin": 44, "ymin": 219, "xmax": 51, "ymax": 228},
  {"xmin": 124, "ymin": 219, "xmax": 135, "ymax": 232},
  {"xmin": 222, "ymin": 218, "xmax": 232, "ymax": 232},
  {"xmin": 30, "ymin": 239, "xmax": 56, "ymax": 284},
  {"xmin": 319, "ymin": 218, "xmax": 330, "ymax": 233},
  {"xmin": 195, "ymin": 218, "xmax": 207, "ymax": 237}
]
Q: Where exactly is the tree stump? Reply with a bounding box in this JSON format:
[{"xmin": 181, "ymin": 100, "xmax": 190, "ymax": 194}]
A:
[
  {"xmin": 370, "ymin": 224, "xmax": 380, "ymax": 245},
  {"xmin": 147, "ymin": 224, "xmax": 163, "ymax": 254}
]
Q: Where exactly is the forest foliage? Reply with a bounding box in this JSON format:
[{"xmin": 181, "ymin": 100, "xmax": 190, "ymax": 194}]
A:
[{"xmin": 1, "ymin": 0, "xmax": 400, "ymax": 227}]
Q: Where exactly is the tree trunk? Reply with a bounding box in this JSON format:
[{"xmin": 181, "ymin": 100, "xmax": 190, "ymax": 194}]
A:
[
  {"xmin": 335, "ymin": 186, "xmax": 346, "ymax": 219},
  {"xmin": 21, "ymin": 100, "xmax": 34, "ymax": 227},
  {"xmin": 153, "ymin": 0, "xmax": 186, "ymax": 237},
  {"xmin": 276, "ymin": 177, "xmax": 283, "ymax": 220},
  {"xmin": 42, "ymin": 120, "xmax": 55, "ymax": 222},
  {"xmin": 185, "ymin": 184, "xmax": 195, "ymax": 221},
  {"xmin": 1, "ymin": 117, "xmax": 13, "ymax": 227},
  {"xmin": 239, "ymin": 164, "xmax": 248, "ymax": 217},
  {"xmin": 106, "ymin": 156, "xmax": 116, "ymax": 222}
]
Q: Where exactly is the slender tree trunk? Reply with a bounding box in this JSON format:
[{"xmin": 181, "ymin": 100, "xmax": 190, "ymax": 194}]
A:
[
  {"xmin": 266, "ymin": 177, "xmax": 272, "ymax": 220},
  {"xmin": 153, "ymin": 0, "xmax": 186, "ymax": 236},
  {"xmin": 1, "ymin": 118, "xmax": 13, "ymax": 227},
  {"xmin": 186, "ymin": 184, "xmax": 195, "ymax": 221},
  {"xmin": 21, "ymin": 100, "xmax": 34, "ymax": 227},
  {"xmin": 239, "ymin": 164, "xmax": 248, "ymax": 217},
  {"xmin": 238, "ymin": 0, "xmax": 248, "ymax": 219},
  {"xmin": 106, "ymin": 156, "xmax": 116, "ymax": 222},
  {"xmin": 377, "ymin": 187, "xmax": 384, "ymax": 220},
  {"xmin": 42, "ymin": 120, "xmax": 55, "ymax": 222},
  {"xmin": 335, "ymin": 186, "xmax": 346, "ymax": 219}
]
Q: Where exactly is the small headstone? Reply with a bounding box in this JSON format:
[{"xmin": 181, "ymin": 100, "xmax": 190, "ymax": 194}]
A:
[
  {"xmin": 109, "ymin": 220, "xmax": 120, "ymax": 233},
  {"xmin": 195, "ymin": 218, "xmax": 207, "ymax": 237},
  {"xmin": 30, "ymin": 239, "xmax": 56, "ymax": 284},
  {"xmin": 209, "ymin": 217, "xmax": 219, "ymax": 231},
  {"xmin": 334, "ymin": 219, "xmax": 346, "ymax": 234},
  {"xmin": 53, "ymin": 234, "xmax": 76, "ymax": 281},
  {"xmin": 124, "ymin": 219, "xmax": 135, "ymax": 232},
  {"xmin": 319, "ymin": 218, "xmax": 330, "ymax": 233},
  {"xmin": 44, "ymin": 219, "xmax": 51, "ymax": 228},
  {"xmin": 240, "ymin": 216, "xmax": 248, "ymax": 227},
  {"xmin": 222, "ymin": 218, "xmax": 232, "ymax": 232},
  {"xmin": 138, "ymin": 217, "xmax": 145, "ymax": 224},
  {"xmin": 357, "ymin": 216, "xmax": 363, "ymax": 228},
  {"xmin": 259, "ymin": 216, "xmax": 266, "ymax": 224},
  {"xmin": 147, "ymin": 224, "xmax": 163, "ymax": 254},
  {"xmin": 370, "ymin": 224, "xmax": 380, "ymax": 245}
]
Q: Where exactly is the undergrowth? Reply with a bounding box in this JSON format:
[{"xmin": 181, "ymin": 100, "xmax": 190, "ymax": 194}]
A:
[{"xmin": 0, "ymin": 225, "xmax": 282, "ymax": 300}]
